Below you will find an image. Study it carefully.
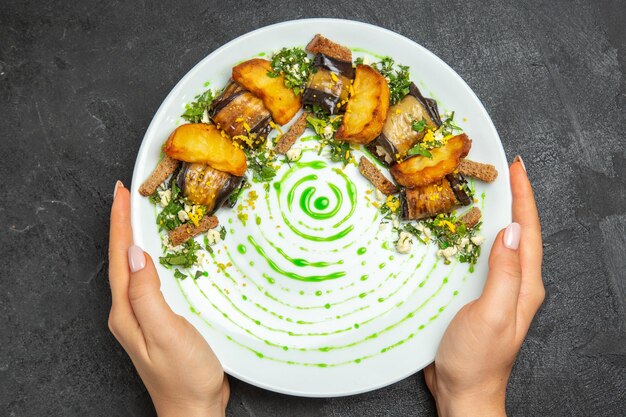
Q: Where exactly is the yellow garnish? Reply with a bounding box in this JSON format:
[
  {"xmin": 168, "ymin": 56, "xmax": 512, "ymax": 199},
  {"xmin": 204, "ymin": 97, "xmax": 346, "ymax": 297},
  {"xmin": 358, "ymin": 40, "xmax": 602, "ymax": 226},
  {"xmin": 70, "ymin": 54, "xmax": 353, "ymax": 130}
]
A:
[
  {"xmin": 385, "ymin": 195, "xmax": 400, "ymax": 212},
  {"xmin": 438, "ymin": 220, "xmax": 457, "ymax": 233},
  {"xmin": 188, "ymin": 206, "xmax": 206, "ymax": 227},
  {"xmin": 330, "ymin": 72, "xmax": 339, "ymax": 83}
]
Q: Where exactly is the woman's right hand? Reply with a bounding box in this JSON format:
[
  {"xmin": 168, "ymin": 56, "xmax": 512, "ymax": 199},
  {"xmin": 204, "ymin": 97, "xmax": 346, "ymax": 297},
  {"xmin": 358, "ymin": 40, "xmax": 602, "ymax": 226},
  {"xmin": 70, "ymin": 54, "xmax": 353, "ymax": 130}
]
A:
[{"xmin": 424, "ymin": 157, "xmax": 545, "ymax": 417}]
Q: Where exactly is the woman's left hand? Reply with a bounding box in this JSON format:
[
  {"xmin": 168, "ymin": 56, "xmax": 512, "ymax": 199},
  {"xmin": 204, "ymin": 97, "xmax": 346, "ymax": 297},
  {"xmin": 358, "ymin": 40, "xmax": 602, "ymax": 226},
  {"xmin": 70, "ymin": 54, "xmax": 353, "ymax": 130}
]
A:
[{"xmin": 108, "ymin": 181, "xmax": 229, "ymax": 417}]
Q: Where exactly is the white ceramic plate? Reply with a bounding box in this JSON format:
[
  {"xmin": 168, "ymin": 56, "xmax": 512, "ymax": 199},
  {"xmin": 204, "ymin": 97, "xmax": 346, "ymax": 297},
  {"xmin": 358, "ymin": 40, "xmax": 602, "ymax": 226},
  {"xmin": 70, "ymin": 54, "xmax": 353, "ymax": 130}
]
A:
[{"xmin": 131, "ymin": 18, "xmax": 511, "ymax": 397}]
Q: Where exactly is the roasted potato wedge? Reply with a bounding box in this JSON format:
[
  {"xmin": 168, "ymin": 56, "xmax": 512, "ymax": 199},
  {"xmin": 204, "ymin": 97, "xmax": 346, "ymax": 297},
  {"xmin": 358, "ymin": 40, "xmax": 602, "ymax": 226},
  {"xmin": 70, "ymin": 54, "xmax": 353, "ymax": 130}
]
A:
[
  {"xmin": 335, "ymin": 64, "xmax": 390, "ymax": 144},
  {"xmin": 390, "ymin": 133, "xmax": 471, "ymax": 188},
  {"xmin": 232, "ymin": 58, "xmax": 301, "ymax": 125},
  {"xmin": 163, "ymin": 123, "xmax": 247, "ymax": 176}
]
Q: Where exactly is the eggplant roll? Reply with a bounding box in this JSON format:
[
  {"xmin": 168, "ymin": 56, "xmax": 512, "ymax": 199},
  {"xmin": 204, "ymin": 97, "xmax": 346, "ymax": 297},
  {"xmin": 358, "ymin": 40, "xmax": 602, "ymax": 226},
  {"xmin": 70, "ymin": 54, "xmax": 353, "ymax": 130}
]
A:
[
  {"xmin": 302, "ymin": 53, "xmax": 354, "ymax": 115},
  {"xmin": 366, "ymin": 82, "xmax": 442, "ymax": 166},
  {"xmin": 209, "ymin": 81, "xmax": 272, "ymax": 147},
  {"xmin": 400, "ymin": 174, "xmax": 471, "ymax": 220},
  {"xmin": 177, "ymin": 162, "xmax": 243, "ymax": 214}
]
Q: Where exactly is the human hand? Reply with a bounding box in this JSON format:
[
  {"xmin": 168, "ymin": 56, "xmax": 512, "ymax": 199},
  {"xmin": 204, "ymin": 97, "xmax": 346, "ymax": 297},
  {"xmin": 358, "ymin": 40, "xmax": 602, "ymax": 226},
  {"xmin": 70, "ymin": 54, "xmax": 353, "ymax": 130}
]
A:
[
  {"xmin": 424, "ymin": 156, "xmax": 544, "ymax": 417},
  {"xmin": 108, "ymin": 182, "xmax": 229, "ymax": 417}
]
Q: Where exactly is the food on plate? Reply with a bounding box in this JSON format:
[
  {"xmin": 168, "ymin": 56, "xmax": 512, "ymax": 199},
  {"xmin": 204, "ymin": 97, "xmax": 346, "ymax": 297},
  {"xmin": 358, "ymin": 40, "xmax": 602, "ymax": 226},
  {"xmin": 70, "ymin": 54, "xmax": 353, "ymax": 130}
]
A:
[
  {"xmin": 163, "ymin": 123, "xmax": 247, "ymax": 176},
  {"xmin": 458, "ymin": 159, "xmax": 498, "ymax": 182},
  {"xmin": 209, "ymin": 81, "xmax": 272, "ymax": 147},
  {"xmin": 232, "ymin": 58, "xmax": 302, "ymax": 125},
  {"xmin": 459, "ymin": 206, "xmax": 482, "ymax": 229},
  {"xmin": 302, "ymin": 53, "xmax": 355, "ymax": 114},
  {"xmin": 390, "ymin": 133, "xmax": 471, "ymax": 188},
  {"xmin": 358, "ymin": 156, "xmax": 398, "ymax": 195},
  {"xmin": 305, "ymin": 33, "xmax": 352, "ymax": 62},
  {"xmin": 400, "ymin": 177, "xmax": 470, "ymax": 220},
  {"xmin": 140, "ymin": 33, "xmax": 498, "ymax": 269},
  {"xmin": 177, "ymin": 162, "xmax": 243, "ymax": 213},
  {"xmin": 139, "ymin": 155, "xmax": 180, "ymax": 196},
  {"xmin": 366, "ymin": 82, "xmax": 442, "ymax": 166},
  {"xmin": 335, "ymin": 64, "xmax": 390, "ymax": 144},
  {"xmin": 169, "ymin": 215, "xmax": 219, "ymax": 247},
  {"xmin": 275, "ymin": 111, "xmax": 310, "ymax": 154}
]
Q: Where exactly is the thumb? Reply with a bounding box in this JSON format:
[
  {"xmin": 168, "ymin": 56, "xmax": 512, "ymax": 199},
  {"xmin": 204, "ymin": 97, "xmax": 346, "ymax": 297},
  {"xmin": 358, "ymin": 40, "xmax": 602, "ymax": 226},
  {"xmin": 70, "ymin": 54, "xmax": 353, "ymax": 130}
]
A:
[
  {"xmin": 475, "ymin": 223, "xmax": 522, "ymax": 324},
  {"xmin": 127, "ymin": 245, "xmax": 179, "ymax": 341}
]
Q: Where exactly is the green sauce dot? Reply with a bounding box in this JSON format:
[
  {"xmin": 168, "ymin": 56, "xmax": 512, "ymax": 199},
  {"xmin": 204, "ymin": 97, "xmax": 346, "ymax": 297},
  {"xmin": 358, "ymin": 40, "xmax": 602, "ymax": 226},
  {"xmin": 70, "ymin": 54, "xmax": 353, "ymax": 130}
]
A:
[
  {"xmin": 299, "ymin": 290, "xmax": 305, "ymax": 295},
  {"xmin": 357, "ymin": 247, "xmax": 367, "ymax": 255},
  {"xmin": 242, "ymin": 295, "xmax": 247, "ymax": 301},
  {"xmin": 377, "ymin": 298, "xmax": 384, "ymax": 303},
  {"xmin": 389, "ymin": 255, "xmax": 395, "ymax": 261},
  {"xmin": 237, "ymin": 244, "xmax": 247, "ymax": 254},
  {"xmin": 282, "ymin": 346, "xmax": 288, "ymax": 351},
  {"xmin": 249, "ymin": 261, "xmax": 254, "ymax": 266},
  {"xmin": 453, "ymin": 290, "xmax": 459, "ymax": 296},
  {"xmin": 418, "ymin": 325, "xmax": 425, "ymax": 330},
  {"xmin": 379, "ymin": 262, "xmax": 386, "ymax": 269},
  {"xmin": 228, "ymin": 218, "xmax": 233, "ymax": 224},
  {"xmin": 315, "ymin": 290, "xmax": 322, "ymax": 296},
  {"xmin": 360, "ymin": 274, "xmax": 368, "ymax": 281},
  {"xmin": 255, "ymin": 320, "xmax": 261, "ymax": 325},
  {"xmin": 354, "ymin": 323, "xmax": 360, "ymax": 329},
  {"xmin": 359, "ymin": 292, "xmax": 367, "ymax": 298},
  {"xmin": 229, "ymin": 228, "xmax": 234, "ymax": 234},
  {"xmin": 361, "ymin": 261, "xmax": 366, "ymax": 266},
  {"xmin": 314, "ymin": 196, "xmax": 330, "ymax": 210},
  {"xmin": 324, "ymin": 303, "xmax": 331, "ymax": 309},
  {"xmin": 355, "ymin": 358, "xmax": 362, "ymax": 364},
  {"xmin": 256, "ymin": 216, "xmax": 261, "ymax": 225}
]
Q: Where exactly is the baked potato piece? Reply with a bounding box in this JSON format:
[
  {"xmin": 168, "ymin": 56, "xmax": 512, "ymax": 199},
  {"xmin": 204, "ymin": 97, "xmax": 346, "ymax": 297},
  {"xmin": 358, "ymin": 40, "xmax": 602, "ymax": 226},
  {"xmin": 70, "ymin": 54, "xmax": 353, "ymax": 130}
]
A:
[
  {"xmin": 232, "ymin": 58, "xmax": 301, "ymax": 125},
  {"xmin": 390, "ymin": 133, "xmax": 471, "ymax": 188},
  {"xmin": 163, "ymin": 123, "xmax": 247, "ymax": 176},
  {"xmin": 335, "ymin": 64, "xmax": 390, "ymax": 144}
]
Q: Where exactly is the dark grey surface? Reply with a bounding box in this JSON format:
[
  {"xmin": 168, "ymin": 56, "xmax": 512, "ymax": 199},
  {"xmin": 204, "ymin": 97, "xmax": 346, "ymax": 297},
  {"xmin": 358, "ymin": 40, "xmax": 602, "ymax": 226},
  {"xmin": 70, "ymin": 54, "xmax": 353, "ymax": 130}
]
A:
[{"xmin": 1, "ymin": 0, "xmax": 625, "ymax": 415}]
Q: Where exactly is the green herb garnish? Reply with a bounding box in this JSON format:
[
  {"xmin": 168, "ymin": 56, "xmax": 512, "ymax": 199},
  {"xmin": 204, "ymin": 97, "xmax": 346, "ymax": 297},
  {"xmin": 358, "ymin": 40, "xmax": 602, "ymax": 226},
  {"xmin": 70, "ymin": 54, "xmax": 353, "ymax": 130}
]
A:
[
  {"xmin": 194, "ymin": 270, "xmax": 207, "ymax": 280},
  {"xmin": 411, "ymin": 118, "xmax": 427, "ymax": 133},
  {"xmin": 268, "ymin": 47, "xmax": 314, "ymax": 95},
  {"xmin": 371, "ymin": 56, "xmax": 411, "ymax": 105},
  {"xmin": 160, "ymin": 239, "xmax": 201, "ymax": 269},
  {"xmin": 181, "ymin": 89, "xmax": 216, "ymax": 123},
  {"xmin": 219, "ymin": 226, "xmax": 227, "ymax": 240},
  {"xmin": 406, "ymin": 143, "xmax": 433, "ymax": 158},
  {"xmin": 156, "ymin": 181, "xmax": 184, "ymax": 231},
  {"xmin": 174, "ymin": 269, "xmax": 188, "ymax": 280},
  {"xmin": 441, "ymin": 111, "xmax": 462, "ymax": 136}
]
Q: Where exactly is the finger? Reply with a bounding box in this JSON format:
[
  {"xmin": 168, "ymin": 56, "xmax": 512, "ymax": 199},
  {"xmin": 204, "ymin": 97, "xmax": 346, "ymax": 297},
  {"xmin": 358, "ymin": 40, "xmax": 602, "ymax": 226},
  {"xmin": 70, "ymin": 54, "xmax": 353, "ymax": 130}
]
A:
[
  {"xmin": 109, "ymin": 182, "xmax": 134, "ymax": 310},
  {"xmin": 510, "ymin": 157, "xmax": 545, "ymax": 332},
  {"xmin": 108, "ymin": 182, "xmax": 143, "ymax": 351},
  {"xmin": 127, "ymin": 246, "xmax": 179, "ymax": 344},
  {"xmin": 475, "ymin": 224, "xmax": 522, "ymax": 327}
]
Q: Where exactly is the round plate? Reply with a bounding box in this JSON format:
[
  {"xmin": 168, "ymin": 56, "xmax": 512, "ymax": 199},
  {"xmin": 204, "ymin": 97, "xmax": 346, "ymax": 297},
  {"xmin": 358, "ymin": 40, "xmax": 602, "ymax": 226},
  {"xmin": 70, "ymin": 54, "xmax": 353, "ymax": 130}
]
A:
[{"xmin": 131, "ymin": 18, "xmax": 511, "ymax": 397}]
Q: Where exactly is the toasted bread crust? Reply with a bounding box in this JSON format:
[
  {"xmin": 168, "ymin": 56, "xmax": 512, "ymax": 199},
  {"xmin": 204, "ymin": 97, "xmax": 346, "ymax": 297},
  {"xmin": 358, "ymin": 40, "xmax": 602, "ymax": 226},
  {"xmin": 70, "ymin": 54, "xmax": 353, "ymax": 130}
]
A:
[
  {"xmin": 275, "ymin": 112, "xmax": 309, "ymax": 154},
  {"xmin": 459, "ymin": 206, "xmax": 482, "ymax": 229},
  {"xmin": 168, "ymin": 215, "xmax": 219, "ymax": 246},
  {"xmin": 358, "ymin": 156, "xmax": 398, "ymax": 195},
  {"xmin": 458, "ymin": 159, "xmax": 498, "ymax": 183},
  {"xmin": 139, "ymin": 155, "xmax": 180, "ymax": 196},
  {"xmin": 305, "ymin": 34, "xmax": 352, "ymax": 62}
]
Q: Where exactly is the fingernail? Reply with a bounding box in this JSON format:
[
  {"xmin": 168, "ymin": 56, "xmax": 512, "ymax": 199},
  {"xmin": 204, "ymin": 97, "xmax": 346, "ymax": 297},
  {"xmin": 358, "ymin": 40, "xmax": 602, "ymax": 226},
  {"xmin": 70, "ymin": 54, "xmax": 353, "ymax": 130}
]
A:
[
  {"xmin": 504, "ymin": 222, "xmax": 521, "ymax": 250},
  {"xmin": 113, "ymin": 180, "xmax": 123, "ymax": 200},
  {"xmin": 513, "ymin": 155, "xmax": 526, "ymax": 172},
  {"xmin": 128, "ymin": 245, "xmax": 146, "ymax": 272}
]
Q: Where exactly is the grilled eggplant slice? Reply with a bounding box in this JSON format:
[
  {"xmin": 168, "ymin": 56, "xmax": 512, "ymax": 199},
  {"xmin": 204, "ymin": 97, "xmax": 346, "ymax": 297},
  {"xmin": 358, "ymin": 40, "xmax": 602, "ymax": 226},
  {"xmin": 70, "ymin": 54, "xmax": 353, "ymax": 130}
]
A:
[
  {"xmin": 163, "ymin": 123, "xmax": 247, "ymax": 176},
  {"xmin": 390, "ymin": 133, "xmax": 471, "ymax": 188},
  {"xmin": 232, "ymin": 58, "xmax": 301, "ymax": 125},
  {"xmin": 366, "ymin": 83, "xmax": 442, "ymax": 166},
  {"xmin": 209, "ymin": 81, "xmax": 271, "ymax": 147},
  {"xmin": 446, "ymin": 173, "xmax": 472, "ymax": 206},
  {"xmin": 302, "ymin": 53, "xmax": 354, "ymax": 114},
  {"xmin": 177, "ymin": 163, "xmax": 243, "ymax": 214},
  {"xmin": 400, "ymin": 180, "xmax": 459, "ymax": 220},
  {"xmin": 335, "ymin": 64, "xmax": 390, "ymax": 144}
]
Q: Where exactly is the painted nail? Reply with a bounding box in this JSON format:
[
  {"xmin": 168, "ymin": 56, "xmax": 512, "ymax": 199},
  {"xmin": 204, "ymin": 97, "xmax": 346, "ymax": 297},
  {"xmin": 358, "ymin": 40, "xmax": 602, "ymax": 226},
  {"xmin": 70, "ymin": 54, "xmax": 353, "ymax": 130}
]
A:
[
  {"xmin": 513, "ymin": 155, "xmax": 526, "ymax": 172},
  {"xmin": 113, "ymin": 180, "xmax": 123, "ymax": 200},
  {"xmin": 504, "ymin": 222, "xmax": 521, "ymax": 250},
  {"xmin": 128, "ymin": 245, "xmax": 146, "ymax": 272}
]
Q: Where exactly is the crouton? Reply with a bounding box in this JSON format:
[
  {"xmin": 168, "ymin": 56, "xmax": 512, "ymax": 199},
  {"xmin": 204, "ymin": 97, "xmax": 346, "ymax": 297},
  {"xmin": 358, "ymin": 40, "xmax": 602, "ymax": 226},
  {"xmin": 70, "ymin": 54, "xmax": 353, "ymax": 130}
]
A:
[
  {"xmin": 458, "ymin": 160, "xmax": 498, "ymax": 183},
  {"xmin": 275, "ymin": 112, "xmax": 309, "ymax": 154},
  {"xmin": 358, "ymin": 156, "xmax": 398, "ymax": 195},
  {"xmin": 138, "ymin": 155, "xmax": 180, "ymax": 196},
  {"xmin": 168, "ymin": 215, "xmax": 219, "ymax": 246},
  {"xmin": 305, "ymin": 34, "xmax": 352, "ymax": 62}
]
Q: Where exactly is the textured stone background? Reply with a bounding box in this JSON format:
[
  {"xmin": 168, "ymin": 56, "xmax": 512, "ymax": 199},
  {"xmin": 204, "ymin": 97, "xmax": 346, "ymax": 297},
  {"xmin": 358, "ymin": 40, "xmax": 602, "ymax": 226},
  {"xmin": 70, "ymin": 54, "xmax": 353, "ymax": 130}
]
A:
[{"xmin": 1, "ymin": 0, "xmax": 625, "ymax": 415}]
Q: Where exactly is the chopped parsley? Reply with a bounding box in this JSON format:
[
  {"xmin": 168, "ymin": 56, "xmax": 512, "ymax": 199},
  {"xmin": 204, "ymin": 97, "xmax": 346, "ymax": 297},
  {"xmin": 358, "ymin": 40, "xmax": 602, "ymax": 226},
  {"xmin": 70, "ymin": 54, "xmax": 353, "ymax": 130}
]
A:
[
  {"xmin": 441, "ymin": 111, "xmax": 463, "ymax": 136},
  {"xmin": 181, "ymin": 88, "xmax": 216, "ymax": 123},
  {"xmin": 379, "ymin": 195, "xmax": 401, "ymax": 222},
  {"xmin": 219, "ymin": 226, "xmax": 227, "ymax": 240},
  {"xmin": 406, "ymin": 143, "xmax": 432, "ymax": 158},
  {"xmin": 411, "ymin": 118, "xmax": 427, "ymax": 133},
  {"xmin": 194, "ymin": 270, "xmax": 208, "ymax": 280},
  {"xmin": 156, "ymin": 181, "xmax": 183, "ymax": 231},
  {"xmin": 174, "ymin": 269, "xmax": 188, "ymax": 280},
  {"xmin": 268, "ymin": 48, "xmax": 314, "ymax": 95},
  {"xmin": 245, "ymin": 146, "xmax": 278, "ymax": 183},
  {"xmin": 160, "ymin": 239, "xmax": 202, "ymax": 269},
  {"xmin": 371, "ymin": 56, "xmax": 411, "ymax": 105},
  {"xmin": 305, "ymin": 113, "xmax": 353, "ymax": 166}
]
